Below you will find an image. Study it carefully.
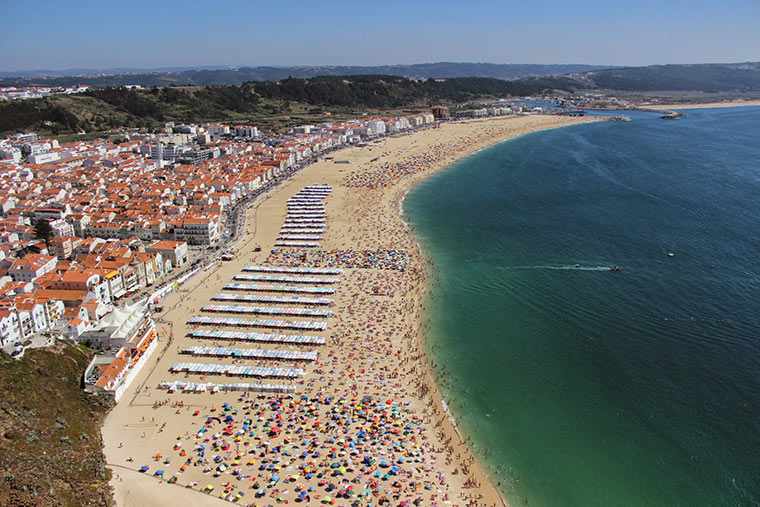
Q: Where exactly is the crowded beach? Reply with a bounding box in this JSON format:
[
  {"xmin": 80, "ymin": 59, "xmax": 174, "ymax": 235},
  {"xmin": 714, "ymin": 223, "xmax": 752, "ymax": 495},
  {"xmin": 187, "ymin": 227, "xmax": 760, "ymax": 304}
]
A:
[{"xmin": 102, "ymin": 114, "xmax": 596, "ymax": 507}]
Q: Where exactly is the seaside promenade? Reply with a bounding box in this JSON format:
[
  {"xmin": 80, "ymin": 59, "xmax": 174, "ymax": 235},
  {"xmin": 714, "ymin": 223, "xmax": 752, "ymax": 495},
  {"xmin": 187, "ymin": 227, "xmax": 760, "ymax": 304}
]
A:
[{"xmin": 102, "ymin": 114, "xmax": 596, "ymax": 507}]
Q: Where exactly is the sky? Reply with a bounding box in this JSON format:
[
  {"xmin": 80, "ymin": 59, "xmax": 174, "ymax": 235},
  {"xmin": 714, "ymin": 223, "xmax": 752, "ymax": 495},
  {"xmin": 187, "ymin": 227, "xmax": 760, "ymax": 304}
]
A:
[{"xmin": 1, "ymin": 0, "xmax": 758, "ymax": 73}]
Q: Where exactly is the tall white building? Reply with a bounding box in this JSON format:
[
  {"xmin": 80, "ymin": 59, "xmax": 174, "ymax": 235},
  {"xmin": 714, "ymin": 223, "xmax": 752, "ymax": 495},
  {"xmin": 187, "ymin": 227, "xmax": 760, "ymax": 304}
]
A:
[
  {"xmin": 368, "ymin": 120, "xmax": 386, "ymax": 136},
  {"xmin": 235, "ymin": 126, "xmax": 259, "ymax": 138}
]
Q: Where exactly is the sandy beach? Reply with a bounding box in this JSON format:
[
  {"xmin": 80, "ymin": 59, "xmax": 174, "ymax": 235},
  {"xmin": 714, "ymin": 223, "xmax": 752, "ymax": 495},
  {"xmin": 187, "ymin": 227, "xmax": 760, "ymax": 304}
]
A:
[
  {"xmin": 638, "ymin": 99, "xmax": 760, "ymax": 109},
  {"xmin": 102, "ymin": 114, "xmax": 597, "ymax": 507}
]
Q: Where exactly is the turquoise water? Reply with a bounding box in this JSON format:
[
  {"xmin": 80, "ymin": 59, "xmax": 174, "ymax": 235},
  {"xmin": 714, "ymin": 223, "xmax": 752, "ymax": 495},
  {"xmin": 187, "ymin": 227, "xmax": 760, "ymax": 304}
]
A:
[{"xmin": 403, "ymin": 108, "xmax": 760, "ymax": 506}]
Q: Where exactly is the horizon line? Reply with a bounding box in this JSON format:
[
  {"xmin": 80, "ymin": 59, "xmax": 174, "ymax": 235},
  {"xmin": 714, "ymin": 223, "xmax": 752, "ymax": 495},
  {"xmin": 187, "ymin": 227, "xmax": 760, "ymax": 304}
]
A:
[{"xmin": 3, "ymin": 60, "xmax": 756, "ymax": 78}]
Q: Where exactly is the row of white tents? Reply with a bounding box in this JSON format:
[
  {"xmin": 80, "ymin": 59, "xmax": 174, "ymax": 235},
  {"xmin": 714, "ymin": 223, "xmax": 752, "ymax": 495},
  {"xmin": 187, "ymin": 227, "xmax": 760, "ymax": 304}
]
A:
[
  {"xmin": 224, "ymin": 283, "xmax": 336, "ymax": 294},
  {"xmin": 288, "ymin": 203, "xmax": 325, "ymax": 209},
  {"xmin": 187, "ymin": 329, "xmax": 326, "ymax": 345},
  {"xmin": 278, "ymin": 234, "xmax": 323, "ymax": 241},
  {"xmin": 211, "ymin": 293, "xmax": 334, "ymax": 306},
  {"xmin": 286, "ymin": 213, "xmax": 327, "ymax": 218},
  {"xmin": 187, "ymin": 315, "xmax": 328, "ymax": 331},
  {"xmin": 275, "ymin": 241, "xmax": 321, "ymax": 247},
  {"xmin": 242, "ymin": 265, "xmax": 342, "ymax": 275},
  {"xmin": 170, "ymin": 362, "xmax": 304, "ymax": 378},
  {"xmin": 276, "ymin": 223, "xmax": 325, "ymax": 230},
  {"xmin": 234, "ymin": 273, "xmax": 338, "ymax": 284},
  {"xmin": 201, "ymin": 304, "xmax": 333, "ymax": 317},
  {"xmin": 158, "ymin": 381, "xmax": 296, "ymax": 394},
  {"xmin": 284, "ymin": 218, "xmax": 326, "ymax": 224},
  {"xmin": 279, "ymin": 228, "xmax": 325, "ymax": 235},
  {"xmin": 180, "ymin": 345, "xmax": 318, "ymax": 361}
]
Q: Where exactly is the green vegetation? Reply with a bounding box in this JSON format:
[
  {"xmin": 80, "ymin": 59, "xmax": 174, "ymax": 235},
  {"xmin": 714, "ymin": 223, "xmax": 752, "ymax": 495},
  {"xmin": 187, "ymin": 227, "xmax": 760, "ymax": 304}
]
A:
[
  {"xmin": 33, "ymin": 219, "xmax": 53, "ymax": 248},
  {"xmin": 0, "ymin": 344, "xmax": 114, "ymax": 506},
  {"xmin": 249, "ymin": 75, "xmax": 557, "ymax": 108},
  {"xmin": 586, "ymin": 63, "xmax": 760, "ymax": 91},
  {"xmin": 7, "ymin": 64, "xmax": 757, "ymax": 138},
  {"xmin": 0, "ymin": 98, "xmax": 82, "ymax": 135},
  {"xmin": 0, "ymin": 75, "xmax": 565, "ymax": 137},
  {"xmin": 0, "ymin": 63, "xmax": 612, "ymax": 88},
  {"xmin": 524, "ymin": 62, "xmax": 760, "ymax": 93}
]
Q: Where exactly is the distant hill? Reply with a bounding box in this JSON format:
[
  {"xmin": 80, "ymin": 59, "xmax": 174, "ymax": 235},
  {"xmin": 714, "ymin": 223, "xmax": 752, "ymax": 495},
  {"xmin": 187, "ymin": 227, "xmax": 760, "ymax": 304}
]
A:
[
  {"xmin": 526, "ymin": 62, "xmax": 760, "ymax": 93},
  {"xmin": 0, "ymin": 62, "xmax": 611, "ymax": 88},
  {"xmin": 0, "ymin": 66, "xmax": 233, "ymax": 79},
  {"xmin": 585, "ymin": 62, "xmax": 760, "ymax": 92},
  {"xmin": 3, "ymin": 61, "xmax": 758, "ymax": 93}
]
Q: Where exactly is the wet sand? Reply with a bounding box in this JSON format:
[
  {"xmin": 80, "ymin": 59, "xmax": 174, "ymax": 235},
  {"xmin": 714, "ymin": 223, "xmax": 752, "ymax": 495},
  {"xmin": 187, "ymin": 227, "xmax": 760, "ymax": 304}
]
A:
[{"xmin": 102, "ymin": 114, "xmax": 597, "ymax": 507}]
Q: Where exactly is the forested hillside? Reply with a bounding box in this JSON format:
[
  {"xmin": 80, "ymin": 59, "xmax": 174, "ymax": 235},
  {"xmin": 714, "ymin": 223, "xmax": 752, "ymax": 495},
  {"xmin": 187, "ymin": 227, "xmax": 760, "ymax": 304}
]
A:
[{"xmin": 0, "ymin": 75, "xmax": 567, "ymax": 135}]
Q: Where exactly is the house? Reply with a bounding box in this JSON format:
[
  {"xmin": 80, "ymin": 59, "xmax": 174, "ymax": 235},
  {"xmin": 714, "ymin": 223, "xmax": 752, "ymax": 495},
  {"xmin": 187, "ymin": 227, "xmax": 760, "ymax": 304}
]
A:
[
  {"xmin": 63, "ymin": 317, "xmax": 90, "ymax": 340},
  {"xmin": 14, "ymin": 298, "xmax": 50, "ymax": 338},
  {"xmin": 49, "ymin": 236, "xmax": 76, "ymax": 259},
  {"xmin": 146, "ymin": 240, "xmax": 188, "ymax": 270},
  {"xmin": 173, "ymin": 217, "xmax": 218, "ymax": 245},
  {"xmin": 82, "ymin": 319, "xmax": 157, "ymax": 403},
  {"xmin": 0, "ymin": 308, "xmax": 21, "ymax": 346},
  {"xmin": 48, "ymin": 269, "xmax": 112, "ymax": 305},
  {"xmin": 8, "ymin": 254, "xmax": 57, "ymax": 282}
]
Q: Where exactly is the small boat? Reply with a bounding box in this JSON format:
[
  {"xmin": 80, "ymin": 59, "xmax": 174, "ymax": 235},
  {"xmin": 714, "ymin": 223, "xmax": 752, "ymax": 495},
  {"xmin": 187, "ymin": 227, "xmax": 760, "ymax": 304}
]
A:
[
  {"xmin": 609, "ymin": 266, "xmax": 622, "ymax": 272},
  {"xmin": 574, "ymin": 264, "xmax": 581, "ymax": 268}
]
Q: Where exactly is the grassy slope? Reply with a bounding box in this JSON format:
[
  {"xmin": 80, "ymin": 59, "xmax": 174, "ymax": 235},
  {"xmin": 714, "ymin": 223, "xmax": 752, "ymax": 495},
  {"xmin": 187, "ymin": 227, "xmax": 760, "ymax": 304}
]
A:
[{"xmin": 0, "ymin": 344, "xmax": 114, "ymax": 507}]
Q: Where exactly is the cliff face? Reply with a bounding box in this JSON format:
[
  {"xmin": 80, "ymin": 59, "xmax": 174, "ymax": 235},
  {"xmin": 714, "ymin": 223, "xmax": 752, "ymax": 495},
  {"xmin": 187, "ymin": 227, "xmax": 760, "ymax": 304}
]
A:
[{"xmin": 0, "ymin": 343, "xmax": 114, "ymax": 507}]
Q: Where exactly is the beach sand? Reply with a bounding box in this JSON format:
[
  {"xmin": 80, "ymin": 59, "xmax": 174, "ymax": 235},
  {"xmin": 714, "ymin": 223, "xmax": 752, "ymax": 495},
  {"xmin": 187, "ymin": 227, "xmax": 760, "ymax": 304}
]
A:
[
  {"xmin": 102, "ymin": 114, "xmax": 597, "ymax": 507},
  {"xmin": 638, "ymin": 99, "xmax": 760, "ymax": 110}
]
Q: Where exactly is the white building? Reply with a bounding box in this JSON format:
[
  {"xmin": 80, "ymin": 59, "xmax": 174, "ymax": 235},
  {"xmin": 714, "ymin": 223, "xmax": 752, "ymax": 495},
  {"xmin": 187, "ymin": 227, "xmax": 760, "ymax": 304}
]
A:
[
  {"xmin": 235, "ymin": 126, "xmax": 259, "ymax": 138},
  {"xmin": 50, "ymin": 218, "xmax": 75, "ymax": 238},
  {"xmin": 173, "ymin": 216, "xmax": 218, "ymax": 245},
  {"xmin": 146, "ymin": 240, "xmax": 189, "ymax": 267},
  {"xmin": 150, "ymin": 143, "xmax": 178, "ymax": 162},
  {"xmin": 368, "ymin": 120, "xmax": 386, "ymax": 136},
  {"xmin": 8, "ymin": 254, "xmax": 58, "ymax": 283},
  {"xmin": 0, "ymin": 309, "xmax": 21, "ymax": 346},
  {"xmin": 14, "ymin": 299, "xmax": 51, "ymax": 339},
  {"xmin": 81, "ymin": 305, "xmax": 158, "ymax": 402},
  {"xmin": 206, "ymin": 124, "xmax": 230, "ymax": 141},
  {"xmin": 0, "ymin": 146, "xmax": 22, "ymax": 162},
  {"xmin": 27, "ymin": 151, "xmax": 60, "ymax": 164}
]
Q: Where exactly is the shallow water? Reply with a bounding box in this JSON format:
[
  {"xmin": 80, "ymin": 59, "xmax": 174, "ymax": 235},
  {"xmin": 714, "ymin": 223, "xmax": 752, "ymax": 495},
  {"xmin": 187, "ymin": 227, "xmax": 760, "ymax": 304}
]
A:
[{"xmin": 404, "ymin": 107, "xmax": 760, "ymax": 506}]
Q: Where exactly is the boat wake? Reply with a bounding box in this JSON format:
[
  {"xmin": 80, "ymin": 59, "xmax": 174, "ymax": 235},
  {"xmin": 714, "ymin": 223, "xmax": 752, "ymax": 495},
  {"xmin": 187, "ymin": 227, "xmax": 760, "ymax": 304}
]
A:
[{"xmin": 507, "ymin": 265, "xmax": 613, "ymax": 272}]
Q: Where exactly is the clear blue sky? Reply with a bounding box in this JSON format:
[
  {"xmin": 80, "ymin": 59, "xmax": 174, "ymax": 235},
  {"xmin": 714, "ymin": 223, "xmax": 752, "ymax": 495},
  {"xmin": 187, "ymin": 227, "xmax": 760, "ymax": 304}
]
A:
[{"xmin": 1, "ymin": 0, "xmax": 758, "ymax": 72}]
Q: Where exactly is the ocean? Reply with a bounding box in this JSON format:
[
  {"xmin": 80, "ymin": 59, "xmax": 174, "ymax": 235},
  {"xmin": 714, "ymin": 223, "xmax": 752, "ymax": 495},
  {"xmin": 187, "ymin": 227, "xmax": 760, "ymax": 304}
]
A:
[{"xmin": 403, "ymin": 107, "xmax": 760, "ymax": 506}]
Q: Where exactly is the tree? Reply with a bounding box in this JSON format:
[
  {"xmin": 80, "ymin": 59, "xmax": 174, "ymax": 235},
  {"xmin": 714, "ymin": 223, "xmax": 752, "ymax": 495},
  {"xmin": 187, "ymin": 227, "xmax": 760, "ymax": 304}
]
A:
[{"xmin": 33, "ymin": 218, "xmax": 53, "ymax": 247}]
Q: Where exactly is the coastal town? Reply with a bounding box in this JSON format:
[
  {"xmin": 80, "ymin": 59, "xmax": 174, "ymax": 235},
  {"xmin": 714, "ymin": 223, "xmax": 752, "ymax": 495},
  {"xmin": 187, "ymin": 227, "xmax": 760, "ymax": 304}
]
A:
[
  {"xmin": 0, "ymin": 102, "xmax": 537, "ymax": 400},
  {"xmin": 2, "ymin": 0, "xmax": 759, "ymax": 504},
  {"xmin": 0, "ymin": 88, "xmax": 597, "ymax": 505}
]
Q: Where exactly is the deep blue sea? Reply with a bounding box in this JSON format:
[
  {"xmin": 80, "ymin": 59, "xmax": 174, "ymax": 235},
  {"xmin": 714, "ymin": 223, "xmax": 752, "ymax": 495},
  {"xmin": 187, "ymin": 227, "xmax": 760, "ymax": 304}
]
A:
[{"xmin": 403, "ymin": 107, "xmax": 760, "ymax": 506}]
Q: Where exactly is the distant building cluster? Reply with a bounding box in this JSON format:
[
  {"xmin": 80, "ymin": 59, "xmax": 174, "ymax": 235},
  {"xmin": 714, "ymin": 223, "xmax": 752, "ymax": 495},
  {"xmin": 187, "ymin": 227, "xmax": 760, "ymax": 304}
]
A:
[
  {"xmin": 0, "ymin": 85, "xmax": 90, "ymax": 101},
  {"xmin": 453, "ymin": 105, "xmax": 519, "ymax": 118}
]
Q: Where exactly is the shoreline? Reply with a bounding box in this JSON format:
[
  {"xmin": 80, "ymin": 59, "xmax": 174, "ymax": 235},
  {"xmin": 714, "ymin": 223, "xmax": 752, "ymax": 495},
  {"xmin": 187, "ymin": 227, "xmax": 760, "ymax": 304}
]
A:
[
  {"xmin": 637, "ymin": 99, "xmax": 760, "ymax": 110},
  {"xmin": 358, "ymin": 115, "xmax": 601, "ymax": 506},
  {"xmin": 102, "ymin": 114, "xmax": 598, "ymax": 507}
]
